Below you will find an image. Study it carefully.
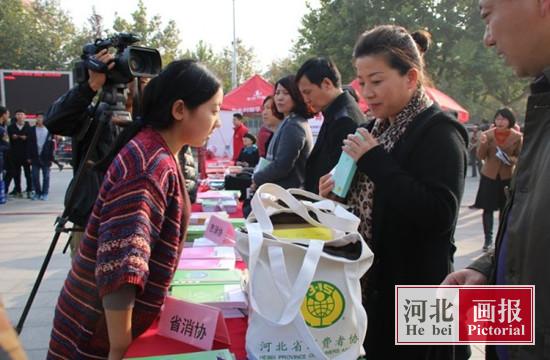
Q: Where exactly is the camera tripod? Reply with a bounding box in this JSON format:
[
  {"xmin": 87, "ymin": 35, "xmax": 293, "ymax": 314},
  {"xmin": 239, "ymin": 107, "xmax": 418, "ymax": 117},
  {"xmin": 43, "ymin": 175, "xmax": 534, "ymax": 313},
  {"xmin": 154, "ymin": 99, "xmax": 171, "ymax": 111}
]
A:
[{"xmin": 15, "ymin": 83, "xmax": 133, "ymax": 334}]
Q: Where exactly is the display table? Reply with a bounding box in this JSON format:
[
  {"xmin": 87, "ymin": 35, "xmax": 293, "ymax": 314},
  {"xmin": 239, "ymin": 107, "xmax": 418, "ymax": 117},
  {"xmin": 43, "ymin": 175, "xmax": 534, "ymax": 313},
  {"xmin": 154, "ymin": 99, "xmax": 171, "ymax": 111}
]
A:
[
  {"xmin": 125, "ymin": 258, "xmax": 249, "ymax": 359},
  {"xmin": 124, "ymin": 318, "xmax": 247, "ymax": 359}
]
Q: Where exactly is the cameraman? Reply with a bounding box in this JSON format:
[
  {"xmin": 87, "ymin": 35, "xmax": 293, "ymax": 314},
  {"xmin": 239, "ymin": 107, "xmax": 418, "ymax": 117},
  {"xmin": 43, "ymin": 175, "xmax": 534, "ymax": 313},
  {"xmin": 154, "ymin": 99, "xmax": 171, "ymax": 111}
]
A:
[{"xmin": 45, "ymin": 49, "xmax": 119, "ymax": 256}]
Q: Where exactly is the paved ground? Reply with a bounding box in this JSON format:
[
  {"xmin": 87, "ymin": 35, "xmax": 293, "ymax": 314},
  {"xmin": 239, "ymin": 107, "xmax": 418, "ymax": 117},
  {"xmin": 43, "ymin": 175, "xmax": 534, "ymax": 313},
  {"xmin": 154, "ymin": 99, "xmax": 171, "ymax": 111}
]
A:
[{"xmin": 0, "ymin": 169, "xmax": 489, "ymax": 359}]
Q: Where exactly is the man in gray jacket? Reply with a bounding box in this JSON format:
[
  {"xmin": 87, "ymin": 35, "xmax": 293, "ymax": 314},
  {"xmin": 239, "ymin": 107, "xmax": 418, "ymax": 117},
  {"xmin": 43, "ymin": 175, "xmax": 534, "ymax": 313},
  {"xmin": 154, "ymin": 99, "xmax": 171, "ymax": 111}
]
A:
[{"xmin": 443, "ymin": 1, "xmax": 550, "ymax": 359}]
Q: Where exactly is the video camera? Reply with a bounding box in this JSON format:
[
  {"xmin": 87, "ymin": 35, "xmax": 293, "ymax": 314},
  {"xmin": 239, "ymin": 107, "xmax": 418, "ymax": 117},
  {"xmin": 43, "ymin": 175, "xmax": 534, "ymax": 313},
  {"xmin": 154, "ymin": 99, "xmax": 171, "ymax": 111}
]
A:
[{"xmin": 73, "ymin": 32, "xmax": 161, "ymax": 85}]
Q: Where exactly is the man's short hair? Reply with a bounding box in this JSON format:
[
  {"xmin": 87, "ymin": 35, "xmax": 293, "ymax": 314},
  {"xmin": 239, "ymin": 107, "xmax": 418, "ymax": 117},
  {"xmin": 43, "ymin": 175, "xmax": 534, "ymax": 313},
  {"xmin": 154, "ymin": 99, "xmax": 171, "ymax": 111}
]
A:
[
  {"xmin": 0, "ymin": 106, "xmax": 7, "ymax": 117},
  {"xmin": 296, "ymin": 57, "xmax": 342, "ymax": 88},
  {"xmin": 233, "ymin": 113, "xmax": 243, "ymax": 120},
  {"xmin": 14, "ymin": 109, "xmax": 25, "ymax": 115}
]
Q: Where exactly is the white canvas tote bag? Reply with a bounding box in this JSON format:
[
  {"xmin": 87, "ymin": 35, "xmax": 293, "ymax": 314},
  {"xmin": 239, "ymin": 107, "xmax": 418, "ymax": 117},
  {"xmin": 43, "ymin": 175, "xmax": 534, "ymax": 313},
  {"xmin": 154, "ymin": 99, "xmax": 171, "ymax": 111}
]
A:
[{"xmin": 236, "ymin": 183, "xmax": 374, "ymax": 360}]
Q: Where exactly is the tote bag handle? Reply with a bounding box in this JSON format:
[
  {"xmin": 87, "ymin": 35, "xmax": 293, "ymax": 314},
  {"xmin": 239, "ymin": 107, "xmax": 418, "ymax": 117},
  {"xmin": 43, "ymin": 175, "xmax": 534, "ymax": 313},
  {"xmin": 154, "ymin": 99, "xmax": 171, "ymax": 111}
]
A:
[
  {"xmin": 246, "ymin": 223, "xmax": 329, "ymax": 359},
  {"xmin": 251, "ymin": 183, "xmax": 359, "ymax": 233}
]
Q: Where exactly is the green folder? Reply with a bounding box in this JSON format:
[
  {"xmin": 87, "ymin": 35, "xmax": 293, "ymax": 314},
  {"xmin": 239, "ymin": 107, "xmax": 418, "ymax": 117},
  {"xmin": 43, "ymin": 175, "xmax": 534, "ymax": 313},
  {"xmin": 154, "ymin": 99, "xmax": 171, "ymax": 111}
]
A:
[
  {"xmin": 171, "ymin": 269, "xmax": 242, "ymax": 286},
  {"xmin": 170, "ymin": 284, "xmax": 246, "ymax": 308},
  {"xmin": 124, "ymin": 349, "xmax": 235, "ymax": 359},
  {"xmin": 186, "ymin": 225, "xmax": 206, "ymax": 242},
  {"xmin": 229, "ymin": 218, "xmax": 245, "ymax": 229},
  {"xmin": 171, "ymin": 284, "xmax": 230, "ymax": 303}
]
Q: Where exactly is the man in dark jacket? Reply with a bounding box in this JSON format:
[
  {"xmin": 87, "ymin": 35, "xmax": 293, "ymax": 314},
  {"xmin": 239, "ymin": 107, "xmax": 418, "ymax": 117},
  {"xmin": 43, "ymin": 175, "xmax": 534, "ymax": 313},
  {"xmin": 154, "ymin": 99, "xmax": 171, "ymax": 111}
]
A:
[
  {"xmin": 27, "ymin": 113, "xmax": 54, "ymax": 200},
  {"xmin": 44, "ymin": 49, "xmax": 118, "ymax": 255},
  {"xmin": 7, "ymin": 110, "xmax": 32, "ymax": 198},
  {"xmin": 296, "ymin": 57, "xmax": 365, "ymax": 194},
  {"xmin": 443, "ymin": 1, "xmax": 550, "ymax": 359}
]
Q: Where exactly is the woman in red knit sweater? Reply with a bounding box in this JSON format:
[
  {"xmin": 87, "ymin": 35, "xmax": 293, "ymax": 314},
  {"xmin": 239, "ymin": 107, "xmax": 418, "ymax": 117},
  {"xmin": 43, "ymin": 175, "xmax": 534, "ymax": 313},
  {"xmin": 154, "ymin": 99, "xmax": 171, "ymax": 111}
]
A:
[{"xmin": 48, "ymin": 60, "xmax": 223, "ymax": 360}]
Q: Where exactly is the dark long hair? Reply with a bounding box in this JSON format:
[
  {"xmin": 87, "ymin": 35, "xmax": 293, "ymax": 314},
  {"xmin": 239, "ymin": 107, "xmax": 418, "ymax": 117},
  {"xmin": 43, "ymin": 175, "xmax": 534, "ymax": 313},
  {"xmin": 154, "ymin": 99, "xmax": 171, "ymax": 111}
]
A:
[
  {"xmin": 494, "ymin": 108, "xmax": 516, "ymax": 128},
  {"xmin": 96, "ymin": 59, "xmax": 221, "ymax": 172},
  {"xmin": 353, "ymin": 25, "xmax": 432, "ymax": 87},
  {"xmin": 273, "ymin": 75, "xmax": 315, "ymax": 119}
]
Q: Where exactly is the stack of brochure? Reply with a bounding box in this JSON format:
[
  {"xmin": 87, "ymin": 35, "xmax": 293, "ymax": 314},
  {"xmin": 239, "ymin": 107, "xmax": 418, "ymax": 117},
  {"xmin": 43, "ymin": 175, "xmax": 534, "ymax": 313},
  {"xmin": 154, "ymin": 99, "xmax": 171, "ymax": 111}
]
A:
[
  {"xmin": 186, "ymin": 225, "xmax": 207, "ymax": 242},
  {"xmin": 170, "ymin": 268, "xmax": 247, "ymax": 318},
  {"xmin": 197, "ymin": 191, "xmax": 240, "ymax": 213},
  {"xmin": 189, "ymin": 212, "xmax": 229, "ymax": 225},
  {"xmin": 197, "ymin": 190, "xmax": 240, "ymax": 202},
  {"xmin": 200, "ymin": 199, "xmax": 238, "ymax": 213},
  {"xmin": 178, "ymin": 247, "xmax": 236, "ymax": 270},
  {"xmin": 125, "ymin": 349, "xmax": 235, "ymax": 359}
]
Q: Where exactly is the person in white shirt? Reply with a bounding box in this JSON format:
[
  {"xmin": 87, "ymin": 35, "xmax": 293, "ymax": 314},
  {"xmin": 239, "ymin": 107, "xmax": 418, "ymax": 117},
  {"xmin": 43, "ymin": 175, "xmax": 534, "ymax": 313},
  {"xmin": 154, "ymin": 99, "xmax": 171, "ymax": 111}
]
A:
[{"xmin": 27, "ymin": 113, "xmax": 54, "ymax": 200}]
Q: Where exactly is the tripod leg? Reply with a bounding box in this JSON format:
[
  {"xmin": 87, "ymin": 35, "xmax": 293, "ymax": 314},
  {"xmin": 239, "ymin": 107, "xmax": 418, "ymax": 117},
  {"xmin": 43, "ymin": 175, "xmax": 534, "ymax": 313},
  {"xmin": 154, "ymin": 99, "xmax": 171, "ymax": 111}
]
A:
[
  {"xmin": 62, "ymin": 234, "xmax": 71, "ymax": 254},
  {"xmin": 15, "ymin": 230, "xmax": 63, "ymax": 334}
]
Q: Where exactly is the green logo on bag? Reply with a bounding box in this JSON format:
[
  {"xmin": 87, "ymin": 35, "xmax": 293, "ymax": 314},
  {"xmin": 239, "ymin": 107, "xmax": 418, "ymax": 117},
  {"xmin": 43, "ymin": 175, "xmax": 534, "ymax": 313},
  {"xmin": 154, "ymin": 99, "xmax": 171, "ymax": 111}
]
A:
[{"xmin": 301, "ymin": 281, "xmax": 345, "ymax": 328}]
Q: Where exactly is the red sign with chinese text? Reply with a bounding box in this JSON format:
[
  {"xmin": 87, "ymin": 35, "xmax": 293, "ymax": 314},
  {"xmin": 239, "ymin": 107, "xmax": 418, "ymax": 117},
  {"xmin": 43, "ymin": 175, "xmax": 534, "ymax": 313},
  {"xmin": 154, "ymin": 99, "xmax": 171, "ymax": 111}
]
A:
[{"xmin": 458, "ymin": 287, "xmax": 533, "ymax": 343}]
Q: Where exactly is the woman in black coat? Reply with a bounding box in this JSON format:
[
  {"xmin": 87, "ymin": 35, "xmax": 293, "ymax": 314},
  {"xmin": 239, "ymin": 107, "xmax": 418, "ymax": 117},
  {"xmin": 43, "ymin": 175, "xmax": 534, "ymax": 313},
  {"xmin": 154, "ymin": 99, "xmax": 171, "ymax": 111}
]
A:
[{"xmin": 319, "ymin": 25, "xmax": 469, "ymax": 359}]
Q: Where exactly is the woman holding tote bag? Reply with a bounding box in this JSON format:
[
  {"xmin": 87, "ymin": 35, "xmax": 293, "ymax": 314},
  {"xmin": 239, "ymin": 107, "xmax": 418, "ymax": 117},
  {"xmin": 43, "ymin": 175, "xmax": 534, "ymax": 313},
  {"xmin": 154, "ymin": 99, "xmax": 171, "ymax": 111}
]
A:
[{"xmin": 319, "ymin": 25, "xmax": 469, "ymax": 359}]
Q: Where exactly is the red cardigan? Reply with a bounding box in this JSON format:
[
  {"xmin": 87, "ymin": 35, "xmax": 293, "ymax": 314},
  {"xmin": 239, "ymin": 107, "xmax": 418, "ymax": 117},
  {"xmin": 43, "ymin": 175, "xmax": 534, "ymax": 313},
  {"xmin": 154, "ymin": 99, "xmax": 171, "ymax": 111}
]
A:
[{"xmin": 48, "ymin": 127, "xmax": 190, "ymax": 359}]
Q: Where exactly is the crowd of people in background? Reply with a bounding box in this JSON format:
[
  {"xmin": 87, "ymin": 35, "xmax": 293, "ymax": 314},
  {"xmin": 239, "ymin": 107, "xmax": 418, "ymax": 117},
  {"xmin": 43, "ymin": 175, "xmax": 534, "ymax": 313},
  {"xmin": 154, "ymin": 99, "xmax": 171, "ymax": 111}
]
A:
[{"xmin": 0, "ymin": 108, "xmax": 64, "ymax": 203}]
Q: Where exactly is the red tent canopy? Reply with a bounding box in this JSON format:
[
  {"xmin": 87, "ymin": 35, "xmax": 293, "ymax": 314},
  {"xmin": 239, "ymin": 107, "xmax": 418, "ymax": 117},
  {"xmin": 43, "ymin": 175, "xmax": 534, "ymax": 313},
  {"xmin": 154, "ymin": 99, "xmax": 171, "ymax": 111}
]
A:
[
  {"xmin": 221, "ymin": 75, "xmax": 274, "ymax": 114},
  {"xmin": 349, "ymin": 79, "xmax": 469, "ymax": 123}
]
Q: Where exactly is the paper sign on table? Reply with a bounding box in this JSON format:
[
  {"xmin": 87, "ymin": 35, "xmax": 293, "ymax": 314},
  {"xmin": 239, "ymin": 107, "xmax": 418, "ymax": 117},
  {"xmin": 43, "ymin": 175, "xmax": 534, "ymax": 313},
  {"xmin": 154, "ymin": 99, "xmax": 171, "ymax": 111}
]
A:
[
  {"xmin": 158, "ymin": 297, "xmax": 231, "ymax": 351},
  {"xmin": 204, "ymin": 215, "xmax": 236, "ymax": 245}
]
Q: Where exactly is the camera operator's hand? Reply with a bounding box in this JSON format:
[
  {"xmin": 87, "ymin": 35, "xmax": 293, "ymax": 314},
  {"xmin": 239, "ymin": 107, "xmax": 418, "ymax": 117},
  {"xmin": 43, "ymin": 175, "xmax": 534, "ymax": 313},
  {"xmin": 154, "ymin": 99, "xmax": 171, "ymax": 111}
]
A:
[{"xmin": 88, "ymin": 49, "xmax": 115, "ymax": 92}]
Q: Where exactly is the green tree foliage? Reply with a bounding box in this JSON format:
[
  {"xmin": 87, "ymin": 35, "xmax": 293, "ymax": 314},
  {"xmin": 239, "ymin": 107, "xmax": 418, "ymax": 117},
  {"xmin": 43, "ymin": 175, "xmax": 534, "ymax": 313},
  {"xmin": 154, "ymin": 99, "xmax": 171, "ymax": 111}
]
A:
[
  {"xmin": 294, "ymin": 0, "xmax": 529, "ymax": 121},
  {"xmin": 0, "ymin": 0, "xmax": 183, "ymax": 72},
  {"xmin": 185, "ymin": 39, "xmax": 260, "ymax": 93},
  {"xmin": 112, "ymin": 0, "xmax": 182, "ymax": 66},
  {"xmin": 264, "ymin": 57, "xmax": 299, "ymax": 84},
  {"xmin": 0, "ymin": 0, "xmax": 77, "ymax": 70}
]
